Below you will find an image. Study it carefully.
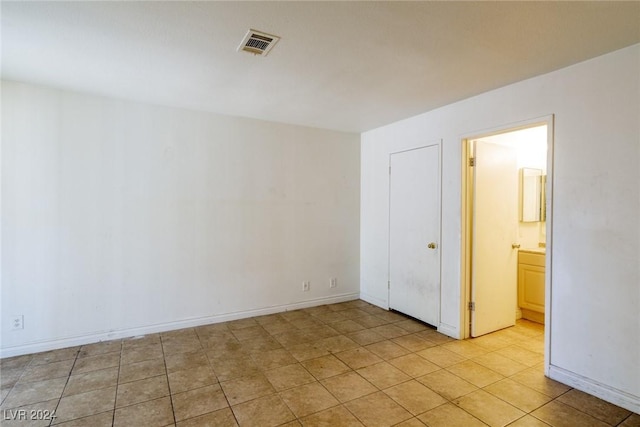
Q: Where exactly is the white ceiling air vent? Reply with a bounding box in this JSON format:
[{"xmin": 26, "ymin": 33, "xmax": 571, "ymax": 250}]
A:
[{"xmin": 237, "ymin": 29, "xmax": 280, "ymax": 56}]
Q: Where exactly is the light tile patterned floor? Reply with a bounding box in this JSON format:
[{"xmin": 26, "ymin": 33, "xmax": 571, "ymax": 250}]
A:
[{"xmin": 1, "ymin": 300, "xmax": 638, "ymax": 426}]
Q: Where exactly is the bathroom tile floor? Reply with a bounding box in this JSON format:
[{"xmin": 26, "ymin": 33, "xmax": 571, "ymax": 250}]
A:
[{"xmin": 1, "ymin": 300, "xmax": 637, "ymax": 426}]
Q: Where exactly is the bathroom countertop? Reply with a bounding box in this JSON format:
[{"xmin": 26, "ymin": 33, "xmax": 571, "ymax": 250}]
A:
[{"xmin": 519, "ymin": 247, "xmax": 546, "ymax": 254}]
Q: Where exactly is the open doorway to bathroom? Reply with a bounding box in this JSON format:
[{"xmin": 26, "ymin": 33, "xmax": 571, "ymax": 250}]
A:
[{"xmin": 461, "ymin": 116, "xmax": 553, "ymax": 371}]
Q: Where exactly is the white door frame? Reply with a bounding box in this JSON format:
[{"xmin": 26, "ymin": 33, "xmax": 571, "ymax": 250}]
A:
[
  {"xmin": 388, "ymin": 141, "xmax": 443, "ymax": 327},
  {"xmin": 460, "ymin": 115, "xmax": 554, "ymax": 374}
]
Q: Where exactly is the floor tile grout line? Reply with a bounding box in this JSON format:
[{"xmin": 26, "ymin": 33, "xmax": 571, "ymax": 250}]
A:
[
  {"xmin": 158, "ymin": 335, "xmax": 177, "ymax": 427},
  {"xmin": 0, "ymin": 360, "xmax": 26, "ymax": 408},
  {"xmin": 617, "ymin": 412, "xmax": 637, "ymax": 426},
  {"xmin": 434, "ymin": 400, "xmax": 490, "ymax": 426},
  {"xmin": 201, "ymin": 336, "xmax": 241, "ymax": 427},
  {"xmin": 48, "ymin": 347, "xmax": 80, "ymax": 426},
  {"xmin": 527, "ymin": 410, "xmax": 556, "ymax": 427},
  {"xmin": 549, "ymin": 392, "xmax": 621, "ymax": 426}
]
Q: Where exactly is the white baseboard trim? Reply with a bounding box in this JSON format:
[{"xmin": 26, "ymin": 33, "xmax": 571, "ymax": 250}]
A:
[
  {"xmin": 0, "ymin": 293, "xmax": 360, "ymax": 358},
  {"xmin": 548, "ymin": 364, "xmax": 640, "ymax": 414},
  {"xmin": 359, "ymin": 292, "xmax": 388, "ymax": 310},
  {"xmin": 437, "ymin": 322, "xmax": 460, "ymax": 339}
]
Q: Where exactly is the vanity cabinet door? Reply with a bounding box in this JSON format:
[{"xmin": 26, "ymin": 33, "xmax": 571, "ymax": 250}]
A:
[{"xmin": 518, "ymin": 262, "xmax": 545, "ymax": 313}]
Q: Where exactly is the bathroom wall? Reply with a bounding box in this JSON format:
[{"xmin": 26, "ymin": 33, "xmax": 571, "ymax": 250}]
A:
[{"xmin": 476, "ymin": 126, "xmax": 547, "ymax": 250}]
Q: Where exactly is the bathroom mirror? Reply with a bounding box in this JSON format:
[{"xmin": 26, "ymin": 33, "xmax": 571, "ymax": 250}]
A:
[{"xmin": 520, "ymin": 168, "xmax": 545, "ymax": 222}]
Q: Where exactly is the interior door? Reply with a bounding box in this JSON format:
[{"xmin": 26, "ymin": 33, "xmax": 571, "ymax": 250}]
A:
[
  {"xmin": 389, "ymin": 144, "xmax": 441, "ymax": 326},
  {"xmin": 471, "ymin": 140, "xmax": 519, "ymax": 337}
]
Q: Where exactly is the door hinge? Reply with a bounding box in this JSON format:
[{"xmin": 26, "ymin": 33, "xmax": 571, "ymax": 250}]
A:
[
  {"xmin": 468, "ymin": 301, "xmax": 475, "ymax": 311},
  {"xmin": 388, "ymin": 280, "xmax": 390, "ymax": 290},
  {"xmin": 389, "ymin": 166, "xmax": 391, "ymax": 175},
  {"xmin": 469, "ymin": 157, "xmax": 476, "ymax": 167}
]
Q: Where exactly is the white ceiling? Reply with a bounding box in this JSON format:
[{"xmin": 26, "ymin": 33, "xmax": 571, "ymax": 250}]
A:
[{"xmin": 2, "ymin": 1, "xmax": 639, "ymax": 133}]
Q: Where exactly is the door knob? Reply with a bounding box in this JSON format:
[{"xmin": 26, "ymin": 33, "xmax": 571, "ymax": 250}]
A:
[
  {"xmin": 427, "ymin": 242, "xmax": 437, "ymax": 249},
  {"xmin": 512, "ymin": 243, "xmax": 521, "ymax": 249}
]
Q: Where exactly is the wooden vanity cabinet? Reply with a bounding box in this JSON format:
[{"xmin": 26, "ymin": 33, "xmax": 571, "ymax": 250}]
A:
[{"xmin": 518, "ymin": 251, "xmax": 545, "ymax": 324}]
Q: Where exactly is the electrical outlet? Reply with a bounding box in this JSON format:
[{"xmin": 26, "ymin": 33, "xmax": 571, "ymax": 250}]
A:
[
  {"xmin": 11, "ymin": 315, "xmax": 24, "ymax": 331},
  {"xmin": 330, "ymin": 278, "xmax": 337, "ymax": 288},
  {"xmin": 302, "ymin": 281, "xmax": 310, "ymax": 292}
]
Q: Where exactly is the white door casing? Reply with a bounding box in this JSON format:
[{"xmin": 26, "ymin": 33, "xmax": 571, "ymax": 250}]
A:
[
  {"xmin": 389, "ymin": 144, "xmax": 441, "ymax": 326},
  {"xmin": 471, "ymin": 140, "xmax": 519, "ymax": 337}
]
